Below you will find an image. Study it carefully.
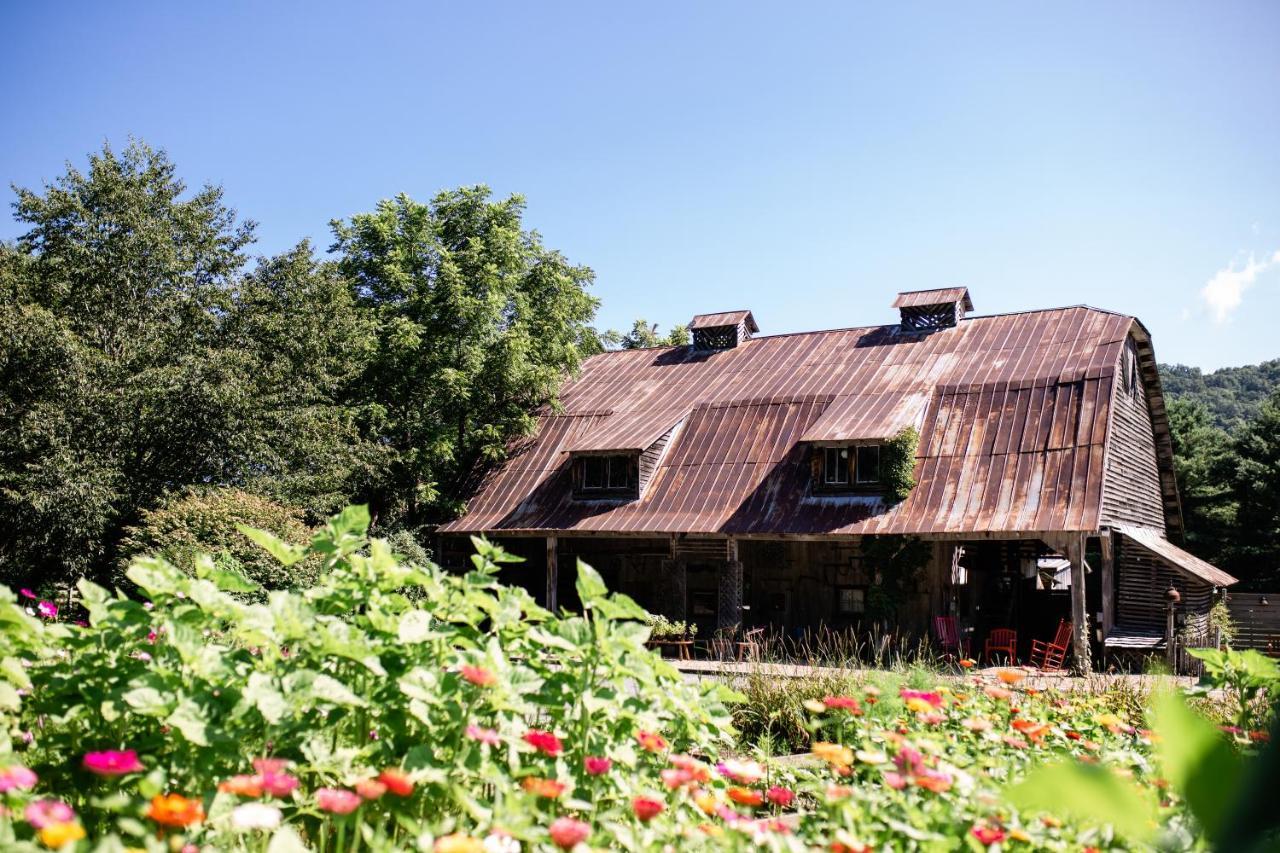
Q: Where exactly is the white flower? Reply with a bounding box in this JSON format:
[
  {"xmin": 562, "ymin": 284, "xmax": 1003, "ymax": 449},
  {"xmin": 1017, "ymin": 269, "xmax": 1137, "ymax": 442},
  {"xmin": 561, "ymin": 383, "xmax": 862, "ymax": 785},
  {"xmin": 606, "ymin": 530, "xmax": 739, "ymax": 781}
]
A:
[
  {"xmin": 230, "ymin": 802, "xmax": 282, "ymax": 831},
  {"xmin": 483, "ymin": 832, "xmax": 521, "ymax": 853}
]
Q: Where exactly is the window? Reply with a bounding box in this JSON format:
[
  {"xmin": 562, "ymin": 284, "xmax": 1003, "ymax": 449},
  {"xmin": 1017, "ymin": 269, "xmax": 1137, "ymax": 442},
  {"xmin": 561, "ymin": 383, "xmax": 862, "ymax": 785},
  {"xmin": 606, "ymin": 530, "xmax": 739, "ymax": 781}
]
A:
[
  {"xmin": 855, "ymin": 445, "xmax": 881, "ymax": 484},
  {"xmin": 823, "ymin": 446, "xmax": 850, "ymax": 485},
  {"xmin": 576, "ymin": 454, "xmax": 636, "ymax": 497},
  {"xmin": 837, "ymin": 587, "xmax": 865, "ymax": 615}
]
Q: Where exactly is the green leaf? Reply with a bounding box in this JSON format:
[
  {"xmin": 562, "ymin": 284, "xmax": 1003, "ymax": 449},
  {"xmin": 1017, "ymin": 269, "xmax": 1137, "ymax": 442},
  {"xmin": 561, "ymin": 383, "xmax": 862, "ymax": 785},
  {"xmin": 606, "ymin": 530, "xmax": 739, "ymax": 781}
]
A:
[
  {"xmin": 1007, "ymin": 760, "xmax": 1156, "ymax": 841},
  {"xmin": 195, "ymin": 554, "xmax": 261, "ymax": 593},
  {"xmin": 575, "ymin": 558, "xmax": 608, "ymax": 606},
  {"xmin": 398, "ymin": 609, "xmax": 435, "ymax": 644},
  {"xmin": 1152, "ymin": 690, "xmax": 1244, "ymax": 837},
  {"xmin": 244, "ymin": 672, "xmax": 289, "ymax": 725},
  {"xmin": 122, "ymin": 686, "xmax": 170, "ymax": 716},
  {"xmin": 238, "ymin": 525, "xmax": 307, "ymax": 567},
  {"xmin": 328, "ymin": 504, "xmax": 371, "ymax": 539},
  {"xmin": 166, "ymin": 698, "xmax": 211, "ymax": 746},
  {"xmin": 266, "ymin": 826, "xmax": 310, "ymax": 853}
]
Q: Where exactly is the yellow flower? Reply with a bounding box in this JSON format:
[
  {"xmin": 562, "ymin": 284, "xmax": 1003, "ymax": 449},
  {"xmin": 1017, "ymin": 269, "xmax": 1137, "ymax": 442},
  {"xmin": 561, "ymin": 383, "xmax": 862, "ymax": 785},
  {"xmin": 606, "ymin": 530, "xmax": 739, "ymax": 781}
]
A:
[
  {"xmin": 39, "ymin": 821, "xmax": 86, "ymax": 848},
  {"xmin": 812, "ymin": 741, "xmax": 853, "ymax": 769},
  {"xmin": 1009, "ymin": 828, "xmax": 1032, "ymax": 842},
  {"xmin": 905, "ymin": 697, "xmax": 936, "ymax": 714},
  {"xmin": 434, "ymin": 834, "xmax": 484, "ymax": 853}
]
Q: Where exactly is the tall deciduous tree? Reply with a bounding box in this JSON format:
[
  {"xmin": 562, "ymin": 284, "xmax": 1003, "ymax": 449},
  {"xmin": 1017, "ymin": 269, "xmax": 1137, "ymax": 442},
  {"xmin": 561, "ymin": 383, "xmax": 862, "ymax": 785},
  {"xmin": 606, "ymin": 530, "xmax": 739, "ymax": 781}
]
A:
[
  {"xmin": 1230, "ymin": 391, "xmax": 1280, "ymax": 586},
  {"xmin": 0, "ymin": 141, "xmax": 257, "ymax": 583},
  {"xmin": 330, "ymin": 188, "xmax": 599, "ymax": 528}
]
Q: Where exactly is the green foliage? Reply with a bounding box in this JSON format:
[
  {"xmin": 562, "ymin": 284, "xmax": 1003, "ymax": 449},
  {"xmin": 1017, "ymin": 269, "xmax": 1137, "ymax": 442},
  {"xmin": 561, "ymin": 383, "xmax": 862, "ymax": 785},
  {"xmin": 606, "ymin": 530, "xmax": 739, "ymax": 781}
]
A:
[
  {"xmin": 881, "ymin": 426, "xmax": 919, "ymax": 503},
  {"xmin": 117, "ymin": 488, "xmax": 321, "ymax": 593},
  {"xmin": 860, "ymin": 534, "xmax": 931, "ymax": 622},
  {"xmin": 602, "ymin": 319, "xmax": 690, "ymax": 350},
  {"xmin": 1160, "ymin": 359, "xmax": 1280, "ymax": 429},
  {"xmin": 1189, "ymin": 646, "xmax": 1280, "ymax": 730},
  {"xmin": 330, "ymin": 188, "xmax": 600, "ymax": 528}
]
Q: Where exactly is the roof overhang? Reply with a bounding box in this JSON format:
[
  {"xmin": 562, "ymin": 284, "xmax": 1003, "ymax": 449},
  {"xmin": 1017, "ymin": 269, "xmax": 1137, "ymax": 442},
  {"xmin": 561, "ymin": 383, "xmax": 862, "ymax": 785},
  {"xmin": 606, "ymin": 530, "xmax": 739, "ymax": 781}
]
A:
[{"xmin": 1112, "ymin": 524, "xmax": 1238, "ymax": 587}]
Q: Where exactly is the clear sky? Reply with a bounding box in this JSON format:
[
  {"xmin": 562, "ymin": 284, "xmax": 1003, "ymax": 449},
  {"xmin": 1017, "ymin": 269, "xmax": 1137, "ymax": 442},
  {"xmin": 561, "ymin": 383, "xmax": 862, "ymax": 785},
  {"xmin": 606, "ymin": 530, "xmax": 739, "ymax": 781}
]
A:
[{"xmin": 3, "ymin": 1, "xmax": 1278, "ymax": 369}]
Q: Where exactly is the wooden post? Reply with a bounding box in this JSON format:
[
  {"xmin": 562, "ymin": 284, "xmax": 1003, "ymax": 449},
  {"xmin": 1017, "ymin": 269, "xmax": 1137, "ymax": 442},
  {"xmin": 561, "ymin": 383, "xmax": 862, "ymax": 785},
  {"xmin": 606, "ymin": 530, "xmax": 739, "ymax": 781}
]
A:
[
  {"xmin": 1066, "ymin": 533, "xmax": 1092, "ymax": 676},
  {"xmin": 718, "ymin": 538, "xmax": 743, "ymax": 631},
  {"xmin": 1100, "ymin": 532, "xmax": 1115, "ymax": 637},
  {"xmin": 545, "ymin": 536, "xmax": 558, "ymax": 613},
  {"xmin": 1165, "ymin": 586, "xmax": 1181, "ymax": 670}
]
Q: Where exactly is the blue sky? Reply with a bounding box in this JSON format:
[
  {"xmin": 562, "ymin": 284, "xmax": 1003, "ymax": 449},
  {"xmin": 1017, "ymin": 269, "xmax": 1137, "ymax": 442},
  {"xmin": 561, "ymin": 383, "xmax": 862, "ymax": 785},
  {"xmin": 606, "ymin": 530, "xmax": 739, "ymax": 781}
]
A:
[{"xmin": 3, "ymin": 1, "xmax": 1278, "ymax": 369}]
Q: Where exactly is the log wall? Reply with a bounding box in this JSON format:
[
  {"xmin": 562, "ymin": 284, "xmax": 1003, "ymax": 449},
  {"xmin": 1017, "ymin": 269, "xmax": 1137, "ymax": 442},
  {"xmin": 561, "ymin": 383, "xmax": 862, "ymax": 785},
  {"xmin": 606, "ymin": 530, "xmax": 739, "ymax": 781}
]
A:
[{"xmin": 1115, "ymin": 537, "xmax": 1213, "ymax": 634}]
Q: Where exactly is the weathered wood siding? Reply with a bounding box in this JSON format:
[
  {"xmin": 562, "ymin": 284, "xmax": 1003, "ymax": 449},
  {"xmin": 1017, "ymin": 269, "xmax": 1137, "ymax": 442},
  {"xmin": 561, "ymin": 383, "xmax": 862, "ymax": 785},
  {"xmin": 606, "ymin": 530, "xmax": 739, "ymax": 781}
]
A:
[
  {"xmin": 1115, "ymin": 537, "xmax": 1213, "ymax": 634},
  {"xmin": 1226, "ymin": 592, "xmax": 1280, "ymax": 656},
  {"xmin": 1101, "ymin": 338, "xmax": 1167, "ymax": 531},
  {"xmin": 639, "ymin": 422, "xmax": 680, "ymax": 494}
]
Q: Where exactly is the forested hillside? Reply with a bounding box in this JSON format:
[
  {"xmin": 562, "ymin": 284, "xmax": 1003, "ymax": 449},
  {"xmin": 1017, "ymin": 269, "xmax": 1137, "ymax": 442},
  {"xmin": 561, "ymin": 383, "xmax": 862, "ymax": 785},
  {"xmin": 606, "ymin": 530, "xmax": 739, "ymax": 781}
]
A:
[{"xmin": 1160, "ymin": 359, "xmax": 1280, "ymax": 429}]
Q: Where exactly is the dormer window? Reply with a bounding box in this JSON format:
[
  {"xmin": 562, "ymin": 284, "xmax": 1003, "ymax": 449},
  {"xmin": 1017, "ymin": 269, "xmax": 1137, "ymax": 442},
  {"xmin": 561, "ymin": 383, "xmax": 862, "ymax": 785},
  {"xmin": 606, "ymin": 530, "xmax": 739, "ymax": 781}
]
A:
[
  {"xmin": 573, "ymin": 454, "xmax": 638, "ymax": 499},
  {"xmin": 815, "ymin": 444, "xmax": 881, "ymax": 492}
]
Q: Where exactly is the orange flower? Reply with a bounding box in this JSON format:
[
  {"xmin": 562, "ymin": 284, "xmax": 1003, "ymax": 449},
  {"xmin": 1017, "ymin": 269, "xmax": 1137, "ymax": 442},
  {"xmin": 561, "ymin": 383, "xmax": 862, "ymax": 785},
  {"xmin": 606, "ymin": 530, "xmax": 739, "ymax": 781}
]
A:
[
  {"xmin": 378, "ymin": 768, "xmax": 414, "ymax": 797},
  {"xmin": 146, "ymin": 793, "xmax": 205, "ymax": 828},
  {"xmin": 460, "ymin": 665, "xmax": 496, "ymax": 687},
  {"xmin": 727, "ymin": 786, "xmax": 764, "ymax": 807},
  {"xmin": 1011, "ymin": 718, "xmax": 1050, "ymax": 740},
  {"xmin": 219, "ymin": 774, "xmax": 264, "ymax": 798},
  {"xmin": 913, "ymin": 773, "xmax": 952, "ymax": 793},
  {"xmin": 521, "ymin": 777, "xmax": 565, "ymax": 799},
  {"xmin": 355, "ymin": 778, "xmax": 387, "ymax": 800},
  {"xmin": 811, "ymin": 741, "xmax": 853, "ymax": 769},
  {"xmin": 959, "ymin": 658, "xmax": 976, "ymax": 668},
  {"xmin": 996, "ymin": 669, "xmax": 1026, "ymax": 685},
  {"xmin": 636, "ymin": 730, "xmax": 668, "ymax": 752}
]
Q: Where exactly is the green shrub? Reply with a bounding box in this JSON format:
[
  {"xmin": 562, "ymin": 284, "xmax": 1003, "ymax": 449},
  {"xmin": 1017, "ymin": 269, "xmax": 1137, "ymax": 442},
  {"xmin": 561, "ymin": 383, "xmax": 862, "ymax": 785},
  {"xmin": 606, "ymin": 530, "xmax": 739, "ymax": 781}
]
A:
[{"xmin": 117, "ymin": 487, "xmax": 320, "ymax": 592}]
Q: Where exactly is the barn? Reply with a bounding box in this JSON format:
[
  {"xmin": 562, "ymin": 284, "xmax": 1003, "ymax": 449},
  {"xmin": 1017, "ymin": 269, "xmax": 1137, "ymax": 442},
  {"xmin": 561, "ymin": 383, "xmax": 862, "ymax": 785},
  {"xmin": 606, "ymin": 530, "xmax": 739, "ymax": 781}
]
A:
[{"xmin": 439, "ymin": 288, "xmax": 1237, "ymax": 671}]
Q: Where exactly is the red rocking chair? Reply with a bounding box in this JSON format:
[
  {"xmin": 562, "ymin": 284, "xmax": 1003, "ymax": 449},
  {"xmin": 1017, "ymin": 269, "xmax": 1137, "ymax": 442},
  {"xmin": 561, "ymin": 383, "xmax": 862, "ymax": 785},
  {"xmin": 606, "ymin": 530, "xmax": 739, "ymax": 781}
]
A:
[
  {"xmin": 1029, "ymin": 619, "xmax": 1072, "ymax": 671},
  {"xmin": 984, "ymin": 628, "xmax": 1018, "ymax": 665},
  {"xmin": 932, "ymin": 616, "xmax": 970, "ymax": 660}
]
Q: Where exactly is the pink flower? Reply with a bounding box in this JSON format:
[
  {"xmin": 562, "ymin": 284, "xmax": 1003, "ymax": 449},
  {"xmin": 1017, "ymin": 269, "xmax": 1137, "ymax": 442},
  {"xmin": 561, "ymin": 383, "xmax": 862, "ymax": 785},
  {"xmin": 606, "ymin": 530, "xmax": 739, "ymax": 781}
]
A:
[
  {"xmin": 632, "ymin": 796, "xmax": 664, "ymax": 821},
  {"xmin": 315, "ymin": 788, "xmax": 361, "ymax": 814},
  {"xmin": 83, "ymin": 750, "xmax": 144, "ymax": 776},
  {"xmin": 25, "ymin": 800, "xmax": 75, "ymax": 829},
  {"xmin": 466, "ymin": 725, "xmax": 500, "ymax": 745},
  {"xmin": 37, "ymin": 601, "xmax": 57, "ymax": 619},
  {"xmin": 548, "ymin": 816, "xmax": 591, "ymax": 849},
  {"xmin": 898, "ymin": 689, "xmax": 943, "ymax": 709},
  {"xmin": 883, "ymin": 771, "xmax": 908, "ymax": 790},
  {"xmin": 460, "ymin": 665, "xmax": 496, "ymax": 687},
  {"xmin": 717, "ymin": 758, "xmax": 765, "ymax": 784},
  {"xmin": 972, "ymin": 826, "xmax": 1006, "ymax": 846},
  {"xmin": 523, "ymin": 729, "xmax": 563, "ymax": 756},
  {"xmin": 584, "ymin": 756, "xmax": 612, "ymax": 776},
  {"xmin": 19, "ymin": 588, "xmax": 36, "ymax": 599},
  {"xmin": 0, "ymin": 764, "xmax": 37, "ymax": 792},
  {"xmin": 765, "ymin": 786, "xmax": 794, "ymax": 807}
]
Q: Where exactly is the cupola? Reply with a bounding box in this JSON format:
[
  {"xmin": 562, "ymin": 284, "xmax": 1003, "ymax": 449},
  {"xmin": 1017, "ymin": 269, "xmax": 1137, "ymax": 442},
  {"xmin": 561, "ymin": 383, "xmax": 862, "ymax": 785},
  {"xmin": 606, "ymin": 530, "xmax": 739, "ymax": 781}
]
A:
[
  {"xmin": 689, "ymin": 310, "xmax": 758, "ymax": 351},
  {"xmin": 892, "ymin": 288, "xmax": 973, "ymax": 331}
]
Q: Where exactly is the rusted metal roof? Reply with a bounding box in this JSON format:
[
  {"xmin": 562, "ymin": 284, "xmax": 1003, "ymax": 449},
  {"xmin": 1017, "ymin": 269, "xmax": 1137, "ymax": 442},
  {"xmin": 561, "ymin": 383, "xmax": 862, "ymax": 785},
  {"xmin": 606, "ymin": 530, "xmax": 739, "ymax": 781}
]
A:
[
  {"xmin": 441, "ymin": 306, "xmax": 1141, "ymax": 537},
  {"xmin": 1113, "ymin": 525, "xmax": 1239, "ymax": 587},
  {"xmin": 689, "ymin": 310, "xmax": 759, "ymax": 332},
  {"xmin": 893, "ymin": 287, "xmax": 974, "ymax": 311}
]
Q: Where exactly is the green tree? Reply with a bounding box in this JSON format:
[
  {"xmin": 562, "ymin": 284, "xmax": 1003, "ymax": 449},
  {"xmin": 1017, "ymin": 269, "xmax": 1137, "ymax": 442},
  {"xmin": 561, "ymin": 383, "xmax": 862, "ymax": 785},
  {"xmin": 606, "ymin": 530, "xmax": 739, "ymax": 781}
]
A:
[
  {"xmin": 1166, "ymin": 399, "xmax": 1237, "ymax": 568},
  {"xmin": 1230, "ymin": 390, "xmax": 1280, "ymax": 586},
  {"xmin": 330, "ymin": 187, "xmax": 599, "ymax": 527},
  {"xmin": 605, "ymin": 318, "xmax": 690, "ymax": 349},
  {"xmin": 0, "ymin": 140, "xmax": 257, "ymax": 584}
]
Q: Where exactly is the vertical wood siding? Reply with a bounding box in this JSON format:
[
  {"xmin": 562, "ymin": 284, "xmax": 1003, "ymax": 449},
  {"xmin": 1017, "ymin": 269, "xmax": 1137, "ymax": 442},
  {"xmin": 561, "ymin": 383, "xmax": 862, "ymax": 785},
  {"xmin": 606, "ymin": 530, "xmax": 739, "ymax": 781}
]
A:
[{"xmin": 1100, "ymin": 339, "xmax": 1166, "ymax": 530}]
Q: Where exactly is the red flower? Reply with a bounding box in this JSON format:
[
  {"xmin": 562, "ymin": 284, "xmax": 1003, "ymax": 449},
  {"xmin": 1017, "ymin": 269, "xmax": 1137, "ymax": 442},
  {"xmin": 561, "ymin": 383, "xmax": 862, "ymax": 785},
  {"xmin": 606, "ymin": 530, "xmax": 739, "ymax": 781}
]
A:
[
  {"xmin": 636, "ymin": 730, "xmax": 668, "ymax": 753},
  {"xmin": 460, "ymin": 665, "xmax": 496, "ymax": 687},
  {"xmin": 83, "ymin": 750, "xmax": 144, "ymax": 776},
  {"xmin": 632, "ymin": 796, "xmax": 665, "ymax": 821},
  {"xmin": 523, "ymin": 730, "xmax": 564, "ymax": 756},
  {"xmin": 584, "ymin": 756, "xmax": 612, "ymax": 776},
  {"xmin": 766, "ymin": 786, "xmax": 794, "ymax": 807},
  {"xmin": 971, "ymin": 826, "xmax": 1006, "ymax": 846},
  {"xmin": 548, "ymin": 816, "xmax": 590, "ymax": 849},
  {"xmin": 378, "ymin": 768, "xmax": 414, "ymax": 796},
  {"xmin": 822, "ymin": 696, "xmax": 863, "ymax": 714}
]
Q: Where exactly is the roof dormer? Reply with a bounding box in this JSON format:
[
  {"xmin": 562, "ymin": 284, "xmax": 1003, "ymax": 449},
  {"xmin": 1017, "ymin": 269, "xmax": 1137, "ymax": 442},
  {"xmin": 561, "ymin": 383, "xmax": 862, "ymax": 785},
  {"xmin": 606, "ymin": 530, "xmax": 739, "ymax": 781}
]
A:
[
  {"xmin": 892, "ymin": 288, "xmax": 973, "ymax": 331},
  {"xmin": 690, "ymin": 310, "xmax": 758, "ymax": 351}
]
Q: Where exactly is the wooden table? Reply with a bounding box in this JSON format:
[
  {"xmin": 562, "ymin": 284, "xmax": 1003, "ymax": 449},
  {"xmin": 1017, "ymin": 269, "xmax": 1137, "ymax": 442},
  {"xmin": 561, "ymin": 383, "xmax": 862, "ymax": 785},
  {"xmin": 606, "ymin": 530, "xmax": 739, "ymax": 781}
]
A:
[{"xmin": 646, "ymin": 639, "xmax": 694, "ymax": 660}]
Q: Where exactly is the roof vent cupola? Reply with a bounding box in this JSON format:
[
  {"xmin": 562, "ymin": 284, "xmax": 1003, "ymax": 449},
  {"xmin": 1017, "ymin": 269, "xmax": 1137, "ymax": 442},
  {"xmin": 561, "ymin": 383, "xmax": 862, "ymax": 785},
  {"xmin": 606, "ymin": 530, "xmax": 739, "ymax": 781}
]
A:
[
  {"xmin": 689, "ymin": 310, "xmax": 758, "ymax": 351},
  {"xmin": 892, "ymin": 288, "xmax": 973, "ymax": 332}
]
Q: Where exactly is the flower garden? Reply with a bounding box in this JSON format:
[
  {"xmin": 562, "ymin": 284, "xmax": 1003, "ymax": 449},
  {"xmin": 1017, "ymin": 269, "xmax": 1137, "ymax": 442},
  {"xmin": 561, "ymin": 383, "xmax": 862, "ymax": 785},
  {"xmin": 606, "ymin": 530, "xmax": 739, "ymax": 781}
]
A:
[{"xmin": 0, "ymin": 507, "xmax": 1274, "ymax": 851}]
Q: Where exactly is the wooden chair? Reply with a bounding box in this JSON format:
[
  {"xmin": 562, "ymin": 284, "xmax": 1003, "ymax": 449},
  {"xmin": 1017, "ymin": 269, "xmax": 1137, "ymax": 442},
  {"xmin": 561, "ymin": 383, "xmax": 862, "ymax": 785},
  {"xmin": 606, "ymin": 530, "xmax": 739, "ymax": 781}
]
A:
[
  {"xmin": 1029, "ymin": 619, "xmax": 1072, "ymax": 671},
  {"xmin": 932, "ymin": 616, "xmax": 969, "ymax": 660},
  {"xmin": 984, "ymin": 628, "xmax": 1018, "ymax": 665}
]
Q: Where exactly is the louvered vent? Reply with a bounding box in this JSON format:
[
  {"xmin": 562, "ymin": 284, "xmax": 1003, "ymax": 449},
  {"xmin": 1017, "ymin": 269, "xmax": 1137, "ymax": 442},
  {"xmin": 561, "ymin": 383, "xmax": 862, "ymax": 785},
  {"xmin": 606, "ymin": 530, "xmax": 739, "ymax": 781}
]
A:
[
  {"xmin": 689, "ymin": 310, "xmax": 758, "ymax": 351},
  {"xmin": 892, "ymin": 288, "xmax": 973, "ymax": 332}
]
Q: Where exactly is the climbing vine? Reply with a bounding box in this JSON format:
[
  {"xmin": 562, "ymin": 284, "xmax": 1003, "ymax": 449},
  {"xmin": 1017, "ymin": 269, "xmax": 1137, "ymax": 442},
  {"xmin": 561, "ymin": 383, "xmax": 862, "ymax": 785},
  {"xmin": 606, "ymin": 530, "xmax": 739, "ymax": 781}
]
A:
[
  {"xmin": 882, "ymin": 426, "xmax": 920, "ymax": 503},
  {"xmin": 861, "ymin": 535, "xmax": 932, "ymax": 622}
]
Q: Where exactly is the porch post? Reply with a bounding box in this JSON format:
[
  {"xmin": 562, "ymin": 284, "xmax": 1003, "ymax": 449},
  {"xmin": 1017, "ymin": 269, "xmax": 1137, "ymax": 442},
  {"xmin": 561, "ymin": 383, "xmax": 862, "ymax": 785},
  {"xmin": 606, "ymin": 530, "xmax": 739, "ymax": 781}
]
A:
[
  {"xmin": 545, "ymin": 536, "xmax": 558, "ymax": 613},
  {"xmin": 718, "ymin": 538, "xmax": 743, "ymax": 631},
  {"xmin": 660, "ymin": 559, "xmax": 687, "ymax": 620},
  {"xmin": 1100, "ymin": 532, "xmax": 1115, "ymax": 637},
  {"xmin": 1066, "ymin": 533, "xmax": 1092, "ymax": 675}
]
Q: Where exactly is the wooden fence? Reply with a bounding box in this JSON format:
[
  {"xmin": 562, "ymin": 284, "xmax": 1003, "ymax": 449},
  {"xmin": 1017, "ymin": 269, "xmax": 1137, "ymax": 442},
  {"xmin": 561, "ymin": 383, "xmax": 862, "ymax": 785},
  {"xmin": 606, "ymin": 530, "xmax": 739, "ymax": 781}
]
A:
[{"xmin": 1225, "ymin": 593, "xmax": 1280, "ymax": 657}]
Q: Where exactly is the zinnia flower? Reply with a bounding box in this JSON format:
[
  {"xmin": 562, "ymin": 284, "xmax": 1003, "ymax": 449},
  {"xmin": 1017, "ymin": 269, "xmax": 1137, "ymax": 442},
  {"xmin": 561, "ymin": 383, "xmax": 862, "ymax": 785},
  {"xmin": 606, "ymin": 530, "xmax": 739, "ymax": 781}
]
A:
[
  {"xmin": 230, "ymin": 802, "xmax": 282, "ymax": 831},
  {"xmin": 83, "ymin": 750, "xmax": 144, "ymax": 776},
  {"xmin": 523, "ymin": 729, "xmax": 563, "ymax": 756},
  {"xmin": 355, "ymin": 778, "xmax": 386, "ymax": 800},
  {"xmin": 37, "ymin": 601, "xmax": 57, "ymax": 619},
  {"xmin": 467, "ymin": 725, "xmax": 501, "ymax": 745},
  {"xmin": 972, "ymin": 825, "xmax": 1006, "ymax": 846},
  {"xmin": 0, "ymin": 764, "xmax": 37, "ymax": 791},
  {"xmin": 632, "ymin": 796, "xmax": 664, "ymax": 821},
  {"xmin": 584, "ymin": 756, "xmax": 612, "ymax": 776},
  {"xmin": 822, "ymin": 695, "xmax": 862, "ymax": 713},
  {"xmin": 435, "ymin": 834, "xmax": 485, "ymax": 853},
  {"xmin": 521, "ymin": 777, "xmax": 565, "ymax": 799},
  {"xmin": 716, "ymin": 758, "xmax": 765, "ymax": 784},
  {"xmin": 997, "ymin": 669, "xmax": 1026, "ymax": 685},
  {"xmin": 727, "ymin": 786, "xmax": 764, "ymax": 807},
  {"xmin": 635, "ymin": 730, "xmax": 667, "ymax": 752},
  {"xmin": 811, "ymin": 741, "xmax": 853, "ymax": 769},
  {"xmin": 482, "ymin": 831, "xmax": 520, "ymax": 853},
  {"xmin": 38, "ymin": 821, "xmax": 85, "ymax": 848},
  {"xmin": 219, "ymin": 774, "xmax": 264, "ymax": 798},
  {"xmin": 548, "ymin": 816, "xmax": 590, "ymax": 849},
  {"xmin": 460, "ymin": 665, "xmax": 496, "ymax": 687},
  {"xmin": 25, "ymin": 799, "xmax": 75, "ymax": 829},
  {"xmin": 146, "ymin": 793, "xmax": 205, "ymax": 827},
  {"xmin": 315, "ymin": 788, "xmax": 361, "ymax": 815},
  {"xmin": 766, "ymin": 786, "xmax": 794, "ymax": 807},
  {"xmin": 379, "ymin": 768, "xmax": 415, "ymax": 796},
  {"xmin": 959, "ymin": 658, "xmax": 976, "ymax": 668},
  {"xmin": 19, "ymin": 588, "xmax": 36, "ymax": 599}
]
